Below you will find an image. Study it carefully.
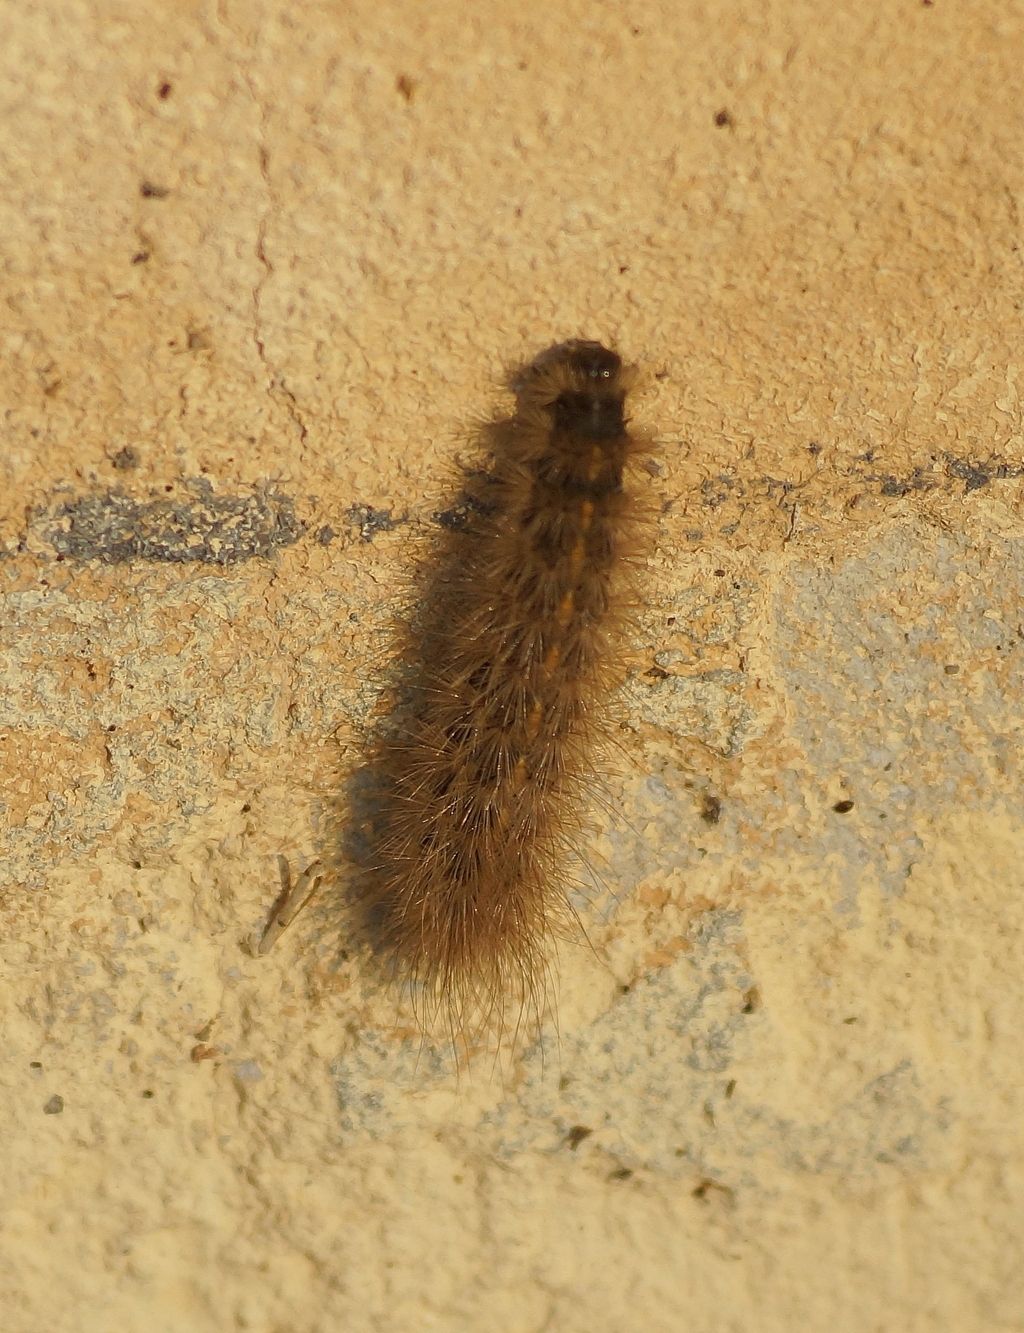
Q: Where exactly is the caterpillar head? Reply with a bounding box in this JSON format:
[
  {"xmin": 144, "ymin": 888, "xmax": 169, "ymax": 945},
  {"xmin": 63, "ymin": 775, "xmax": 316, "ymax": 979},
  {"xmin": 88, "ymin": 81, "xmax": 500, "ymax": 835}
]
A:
[{"xmin": 513, "ymin": 340, "xmax": 632, "ymax": 440}]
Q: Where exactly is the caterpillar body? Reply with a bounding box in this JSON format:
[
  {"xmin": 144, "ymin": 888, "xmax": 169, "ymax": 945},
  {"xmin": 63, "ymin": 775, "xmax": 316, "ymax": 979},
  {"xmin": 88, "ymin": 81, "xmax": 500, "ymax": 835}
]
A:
[{"xmin": 370, "ymin": 340, "xmax": 646, "ymax": 1024}]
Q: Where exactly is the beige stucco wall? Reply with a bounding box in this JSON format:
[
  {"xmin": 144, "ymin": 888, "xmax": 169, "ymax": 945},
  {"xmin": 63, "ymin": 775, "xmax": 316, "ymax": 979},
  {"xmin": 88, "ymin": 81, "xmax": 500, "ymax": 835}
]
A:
[{"xmin": 2, "ymin": 2, "xmax": 1023, "ymax": 1330}]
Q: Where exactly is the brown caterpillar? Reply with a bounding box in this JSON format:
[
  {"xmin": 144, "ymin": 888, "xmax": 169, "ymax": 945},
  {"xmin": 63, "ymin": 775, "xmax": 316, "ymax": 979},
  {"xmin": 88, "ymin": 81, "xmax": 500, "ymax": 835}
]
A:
[{"xmin": 368, "ymin": 340, "xmax": 648, "ymax": 1027}]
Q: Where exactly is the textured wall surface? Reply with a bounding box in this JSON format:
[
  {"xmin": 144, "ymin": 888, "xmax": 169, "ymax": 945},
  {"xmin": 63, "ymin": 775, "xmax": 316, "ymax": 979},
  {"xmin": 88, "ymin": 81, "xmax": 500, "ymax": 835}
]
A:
[{"xmin": 2, "ymin": 3, "xmax": 1023, "ymax": 1331}]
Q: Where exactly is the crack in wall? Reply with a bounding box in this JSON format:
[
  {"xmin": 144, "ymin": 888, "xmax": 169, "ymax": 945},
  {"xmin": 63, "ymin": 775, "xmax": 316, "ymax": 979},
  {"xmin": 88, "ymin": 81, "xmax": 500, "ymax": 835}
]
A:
[{"xmin": 245, "ymin": 76, "xmax": 310, "ymax": 446}]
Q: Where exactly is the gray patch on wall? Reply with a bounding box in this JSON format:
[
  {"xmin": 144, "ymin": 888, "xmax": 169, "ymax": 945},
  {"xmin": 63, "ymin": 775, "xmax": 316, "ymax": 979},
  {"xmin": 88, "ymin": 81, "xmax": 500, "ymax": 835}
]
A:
[
  {"xmin": 40, "ymin": 479, "xmax": 301, "ymax": 565},
  {"xmin": 773, "ymin": 522, "xmax": 1024, "ymax": 905}
]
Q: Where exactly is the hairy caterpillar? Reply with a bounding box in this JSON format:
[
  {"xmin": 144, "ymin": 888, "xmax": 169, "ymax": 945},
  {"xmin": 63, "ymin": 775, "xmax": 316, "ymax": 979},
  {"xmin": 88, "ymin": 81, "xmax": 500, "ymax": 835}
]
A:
[{"xmin": 368, "ymin": 340, "xmax": 648, "ymax": 1027}]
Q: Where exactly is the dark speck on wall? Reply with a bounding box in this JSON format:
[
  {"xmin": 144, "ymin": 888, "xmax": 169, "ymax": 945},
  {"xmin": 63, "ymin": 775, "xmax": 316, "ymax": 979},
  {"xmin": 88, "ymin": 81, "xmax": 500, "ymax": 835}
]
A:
[
  {"xmin": 565, "ymin": 1125, "xmax": 593, "ymax": 1150},
  {"xmin": 700, "ymin": 793, "xmax": 722, "ymax": 825},
  {"xmin": 347, "ymin": 504, "xmax": 397, "ymax": 542}
]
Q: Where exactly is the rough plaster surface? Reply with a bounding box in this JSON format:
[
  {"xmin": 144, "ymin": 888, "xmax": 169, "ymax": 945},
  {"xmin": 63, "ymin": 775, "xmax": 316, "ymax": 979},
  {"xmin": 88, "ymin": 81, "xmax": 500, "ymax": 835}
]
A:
[{"xmin": 2, "ymin": 2, "xmax": 1023, "ymax": 1331}]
